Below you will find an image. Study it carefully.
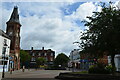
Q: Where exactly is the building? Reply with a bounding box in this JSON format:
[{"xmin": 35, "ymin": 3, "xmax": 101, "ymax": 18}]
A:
[
  {"xmin": 80, "ymin": 52, "xmax": 108, "ymax": 70},
  {"xmin": 6, "ymin": 6, "xmax": 21, "ymax": 70},
  {"xmin": 24, "ymin": 47, "xmax": 55, "ymax": 68},
  {"xmin": 0, "ymin": 29, "xmax": 11, "ymax": 72},
  {"xmin": 68, "ymin": 49, "xmax": 80, "ymax": 69},
  {"xmin": 97, "ymin": 55, "xmax": 108, "ymax": 65},
  {"xmin": 108, "ymin": 54, "xmax": 120, "ymax": 71}
]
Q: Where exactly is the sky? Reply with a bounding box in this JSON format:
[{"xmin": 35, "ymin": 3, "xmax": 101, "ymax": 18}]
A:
[{"xmin": 0, "ymin": 0, "xmax": 120, "ymax": 57}]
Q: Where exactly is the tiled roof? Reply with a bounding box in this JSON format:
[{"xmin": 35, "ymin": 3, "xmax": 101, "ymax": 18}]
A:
[{"xmin": 7, "ymin": 6, "xmax": 21, "ymax": 25}]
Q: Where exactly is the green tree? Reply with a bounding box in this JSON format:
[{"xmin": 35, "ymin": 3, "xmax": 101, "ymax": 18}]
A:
[
  {"xmin": 54, "ymin": 53, "xmax": 69, "ymax": 68},
  {"xmin": 20, "ymin": 50, "xmax": 31, "ymax": 67},
  {"xmin": 80, "ymin": 2, "xmax": 120, "ymax": 73},
  {"xmin": 36, "ymin": 57, "xmax": 47, "ymax": 66}
]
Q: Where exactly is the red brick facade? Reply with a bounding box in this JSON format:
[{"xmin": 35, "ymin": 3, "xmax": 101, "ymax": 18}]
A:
[
  {"xmin": 24, "ymin": 47, "xmax": 55, "ymax": 68},
  {"xmin": 6, "ymin": 6, "xmax": 21, "ymax": 70}
]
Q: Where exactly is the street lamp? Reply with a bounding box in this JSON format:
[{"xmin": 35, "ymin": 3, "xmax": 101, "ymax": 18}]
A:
[{"xmin": 2, "ymin": 42, "xmax": 8, "ymax": 78}]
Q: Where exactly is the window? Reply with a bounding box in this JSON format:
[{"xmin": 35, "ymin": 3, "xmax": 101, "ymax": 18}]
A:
[
  {"xmin": 31, "ymin": 57, "xmax": 34, "ymax": 61},
  {"xmin": 32, "ymin": 53, "xmax": 35, "ymax": 56},
  {"xmin": 9, "ymin": 32, "xmax": 13, "ymax": 36},
  {"xmin": 39, "ymin": 53, "xmax": 41, "ymax": 56},
  {"xmin": 31, "ymin": 57, "xmax": 36, "ymax": 61},
  {"xmin": 51, "ymin": 53, "xmax": 53, "ymax": 56},
  {"xmin": 45, "ymin": 57, "xmax": 48, "ymax": 61},
  {"xmin": 4, "ymin": 39, "xmax": 7, "ymax": 45},
  {"xmin": 51, "ymin": 57, "xmax": 53, "ymax": 61},
  {"xmin": 45, "ymin": 53, "xmax": 47, "ymax": 56}
]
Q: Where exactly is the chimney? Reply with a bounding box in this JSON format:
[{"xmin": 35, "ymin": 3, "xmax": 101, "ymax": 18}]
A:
[
  {"xmin": 42, "ymin": 47, "xmax": 44, "ymax": 50},
  {"xmin": 31, "ymin": 47, "xmax": 33, "ymax": 50}
]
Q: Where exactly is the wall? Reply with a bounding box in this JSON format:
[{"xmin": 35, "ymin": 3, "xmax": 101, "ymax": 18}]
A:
[
  {"xmin": 0, "ymin": 35, "xmax": 11, "ymax": 72},
  {"xmin": 108, "ymin": 54, "xmax": 120, "ymax": 71},
  {"xmin": 69, "ymin": 49, "xmax": 80, "ymax": 61}
]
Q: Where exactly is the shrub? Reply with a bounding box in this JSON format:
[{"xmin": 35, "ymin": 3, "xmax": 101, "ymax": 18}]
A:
[
  {"xmin": 105, "ymin": 65, "xmax": 116, "ymax": 73},
  {"xmin": 88, "ymin": 63, "xmax": 110, "ymax": 74}
]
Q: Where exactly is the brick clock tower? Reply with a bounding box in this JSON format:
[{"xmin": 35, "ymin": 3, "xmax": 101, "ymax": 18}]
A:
[{"xmin": 6, "ymin": 6, "xmax": 21, "ymax": 70}]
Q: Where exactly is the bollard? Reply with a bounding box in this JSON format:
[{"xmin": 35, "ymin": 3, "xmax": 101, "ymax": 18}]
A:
[{"xmin": 22, "ymin": 66, "xmax": 25, "ymax": 72}]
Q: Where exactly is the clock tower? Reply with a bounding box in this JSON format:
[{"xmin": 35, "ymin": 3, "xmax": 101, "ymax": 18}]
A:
[{"xmin": 6, "ymin": 6, "xmax": 21, "ymax": 70}]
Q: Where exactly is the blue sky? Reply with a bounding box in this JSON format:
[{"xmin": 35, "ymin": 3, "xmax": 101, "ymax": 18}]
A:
[{"xmin": 0, "ymin": 1, "xmax": 119, "ymax": 56}]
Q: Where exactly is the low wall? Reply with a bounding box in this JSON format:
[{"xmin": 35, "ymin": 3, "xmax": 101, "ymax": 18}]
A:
[{"xmin": 55, "ymin": 72, "xmax": 120, "ymax": 80}]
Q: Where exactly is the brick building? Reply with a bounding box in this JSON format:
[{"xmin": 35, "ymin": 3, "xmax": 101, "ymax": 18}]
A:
[
  {"xmin": 24, "ymin": 47, "xmax": 55, "ymax": 68},
  {"xmin": 6, "ymin": 6, "xmax": 21, "ymax": 70}
]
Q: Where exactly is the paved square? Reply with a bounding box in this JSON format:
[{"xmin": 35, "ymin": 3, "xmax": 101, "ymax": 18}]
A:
[{"xmin": 4, "ymin": 69, "xmax": 71, "ymax": 78}]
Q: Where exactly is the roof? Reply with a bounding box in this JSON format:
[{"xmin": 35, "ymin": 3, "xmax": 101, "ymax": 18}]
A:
[
  {"xmin": 7, "ymin": 6, "xmax": 21, "ymax": 25},
  {"xmin": 0, "ymin": 29, "xmax": 10, "ymax": 39},
  {"xmin": 24, "ymin": 49, "xmax": 55, "ymax": 55},
  {"xmin": 25, "ymin": 49, "xmax": 55, "ymax": 53}
]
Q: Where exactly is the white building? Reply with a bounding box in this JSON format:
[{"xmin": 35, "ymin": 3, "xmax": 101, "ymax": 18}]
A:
[
  {"xmin": 0, "ymin": 29, "xmax": 11, "ymax": 72},
  {"xmin": 70, "ymin": 49, "xmax": 80, "ymax": 61},
  {"xmin": 108, "ymin": 54, "xmax": 120, "ymax": 71},
  {"xmin": 68, "ymin": 49, "xmax": 80, "ymax": 68}
]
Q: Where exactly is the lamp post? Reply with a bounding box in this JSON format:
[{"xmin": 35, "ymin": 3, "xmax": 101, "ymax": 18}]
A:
[{"xmin": 2, "ymin": 43, "xmax": 8, "ymax": 78}]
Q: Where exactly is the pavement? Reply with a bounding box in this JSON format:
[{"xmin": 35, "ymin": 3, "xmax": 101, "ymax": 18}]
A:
[
  {"xmin": 1, "ymin": 69, "xmax": 71, "ymax": 80},
  {"xmin": 1, "ymin": 69, "xmax": 120, "ymax": 80}
]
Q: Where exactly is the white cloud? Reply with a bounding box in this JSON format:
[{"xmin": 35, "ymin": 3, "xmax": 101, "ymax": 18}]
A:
[
  {"xmin": 74, "ymin": 2, "xmax": 96, "ymax": 20},
  {"xmin": 114, "ymin": 1, "xmax": 120, "ymax": 9},
  {"xmin": 0, "ymin": 6, "xmax": 12, "ymax": 30},
  {"xmin": 1, "ymin": 2, "xmax": 95, "ymax": 56},
  {"xmin": 65, "ymin": 2, "xmax": 98, "ymax": 22},
  {"xmin": 3, "ymin": 2, "xmax": 118, "ymax": 56},
  {"xmin": 21, "ymin": 15, "xmax": 81, "ymax": 56}
]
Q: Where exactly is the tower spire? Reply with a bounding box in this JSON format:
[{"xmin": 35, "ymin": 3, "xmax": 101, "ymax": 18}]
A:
[{"xmin": 7, "ymin": 6, "xmax": 21, "ymax": 25}]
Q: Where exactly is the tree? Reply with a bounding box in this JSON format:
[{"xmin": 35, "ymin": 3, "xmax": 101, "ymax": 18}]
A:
[
  {"xmin": 36, "ymin": 57, "xmax": 47, "ymax": 66},
  {"xmin": 54, "ymin": 53, "xmax": 70, "ymax": 68},
  {"xmin": 80, "ymin": 2, "xmax": 120, "ymax": 73},
  {"xmin": 20, "ymin": 50, "xmax": 31, "ymax": 68}
]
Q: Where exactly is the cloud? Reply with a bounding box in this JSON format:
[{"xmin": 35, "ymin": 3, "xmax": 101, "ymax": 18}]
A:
[
  {"xmin": 0, "ymin": 2, "xmax": 96, "ymax": 56},
  {"xmin": 0, "ymin": 5, "xmax": 12, "ymax": 30},
  {"xmin": 64, "ymin": 2, "xmax": 102, "ymax": 22},
  {"xmin": 21, "ymin": 14, "xmax": 81, "ymax": 56},
  {"xmin": 2, "ymin": 2, "xmax": 118, "ymax": 56}
]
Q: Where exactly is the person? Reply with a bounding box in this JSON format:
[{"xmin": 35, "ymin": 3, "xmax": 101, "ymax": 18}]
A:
[{"xmin": 22, "ymin": 66, "xmax": 25, "ymax": 72}]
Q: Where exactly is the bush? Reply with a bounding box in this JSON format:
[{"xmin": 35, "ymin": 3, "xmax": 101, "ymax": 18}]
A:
[
  {"xmin": 88, "ymin": 63, "xmax": 110, "ymax": 74},
  {"xmin": 105, "ymin": 65, "xmax": 116, "ymax": 73}
]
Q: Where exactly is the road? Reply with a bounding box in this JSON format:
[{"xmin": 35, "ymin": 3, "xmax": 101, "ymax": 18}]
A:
[{"xmin": 2, "ymin": 69, "xmax": 71, "ymax": 79}]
